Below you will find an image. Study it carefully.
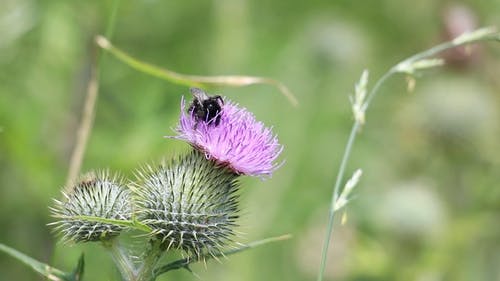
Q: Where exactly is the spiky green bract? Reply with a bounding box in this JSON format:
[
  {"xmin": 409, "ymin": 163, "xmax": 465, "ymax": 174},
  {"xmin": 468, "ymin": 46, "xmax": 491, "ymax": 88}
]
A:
[
  {"xmin": 50, "ymin": 171, "xmax": 132, "ymax": 243},
  {"xmin": 133, "ymin": 150, "xmax": 240, "ymax": 259}
]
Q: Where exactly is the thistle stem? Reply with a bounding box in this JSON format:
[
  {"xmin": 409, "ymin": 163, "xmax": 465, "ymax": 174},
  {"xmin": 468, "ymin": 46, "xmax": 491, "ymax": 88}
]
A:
[
  {"xmin": 103, "ymin": 240, "xmax": 136, "ymax": 281},
  {"xmin": 136, "ymin": 240, "xmax": 164, "ymax": 281}
]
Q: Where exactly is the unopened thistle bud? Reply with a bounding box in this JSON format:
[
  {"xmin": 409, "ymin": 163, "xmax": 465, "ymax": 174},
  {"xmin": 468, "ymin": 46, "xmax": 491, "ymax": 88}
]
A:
[
  {"xmin": 50, "ymin": 171, "xmax": 132, "ymax": 243},
  {"xmin": 133, "ymin": 150, "xmax": 240, "ymax": 258}
]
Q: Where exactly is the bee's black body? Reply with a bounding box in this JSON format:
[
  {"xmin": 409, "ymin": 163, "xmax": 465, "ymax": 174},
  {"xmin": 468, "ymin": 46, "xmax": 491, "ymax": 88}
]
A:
[{"xmin": 188, "ymin": 88, "xmax": 224, "ymax": 126}]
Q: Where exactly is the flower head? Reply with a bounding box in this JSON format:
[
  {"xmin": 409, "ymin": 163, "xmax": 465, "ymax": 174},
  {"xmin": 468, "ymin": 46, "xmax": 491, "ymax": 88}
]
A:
[
  {"xmin": 50, "ymin": 171, "xmax": 131, "ymax": 243},
  {"xmin": 171, "ymin": 89, "xmax": 283, "ymax": 177},
  {"xmin": 133, "ymin": 150, "xmax": 240, "ymax": 258}
]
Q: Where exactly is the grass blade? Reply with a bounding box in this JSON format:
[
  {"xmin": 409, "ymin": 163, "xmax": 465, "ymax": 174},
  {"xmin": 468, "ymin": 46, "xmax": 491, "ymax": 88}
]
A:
[
  {"xmin": 154, "ymin": 234, "xmax": 292, "ymax": 277},
  {"xmin": 95, "ymin": 35, "xmax": 298, "ymax": 106},
  {"xmin": 0, "ymin": 243, "xmax": 83, "ymax": 281}
]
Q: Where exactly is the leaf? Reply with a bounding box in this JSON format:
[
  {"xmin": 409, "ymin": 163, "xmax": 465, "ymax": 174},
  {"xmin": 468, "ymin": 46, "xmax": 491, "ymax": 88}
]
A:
[
  {"xmin": 0, "ymin": 243, "xmax": 84, "ymax": 281},
  {"xmin": 95, "ymin": 35, "xmax": 298, "ymax": 106},
  {"xmin": 71, "ymin": 254, "xmax": 85, "ymax": 281},
  {"xmin": 51, "ymin": 214, "xmax": 152, "ymax": 233},
  {"xmin": 154, "ymin": 234, "xmax": 292, "ymax": 277}
]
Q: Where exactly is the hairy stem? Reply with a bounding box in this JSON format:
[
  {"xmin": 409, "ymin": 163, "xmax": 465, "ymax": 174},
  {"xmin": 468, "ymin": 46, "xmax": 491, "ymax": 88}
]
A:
[
  {"xmin": 136, "ymin": 240, "xmax": 164, "ymax": 281},
  {"xmin": 103, "ymin": 240, "xmax": 136, "ymax": 281}
]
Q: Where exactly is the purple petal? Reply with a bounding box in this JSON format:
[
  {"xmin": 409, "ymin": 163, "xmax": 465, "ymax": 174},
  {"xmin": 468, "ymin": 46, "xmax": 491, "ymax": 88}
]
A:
[{"xmin": 171, "ymin": 96, "xmax": 283, "ymax": 177}]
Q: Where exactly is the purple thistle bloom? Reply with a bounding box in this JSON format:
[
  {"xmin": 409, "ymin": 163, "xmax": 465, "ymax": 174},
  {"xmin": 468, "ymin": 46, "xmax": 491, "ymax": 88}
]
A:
[{"xmin": 171, "ymin": 95, "xmax": 283, "ymax": 177}]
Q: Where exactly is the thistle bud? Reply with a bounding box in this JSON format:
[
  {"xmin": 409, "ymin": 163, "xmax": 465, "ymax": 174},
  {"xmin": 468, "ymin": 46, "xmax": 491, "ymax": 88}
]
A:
[
  {"xmin": 133, "ymin": 150, "xmax": 240, "ymax": 258},
  {"xmin": 50, "ymin": 171, "xmax": 132, "ymax": 243}
]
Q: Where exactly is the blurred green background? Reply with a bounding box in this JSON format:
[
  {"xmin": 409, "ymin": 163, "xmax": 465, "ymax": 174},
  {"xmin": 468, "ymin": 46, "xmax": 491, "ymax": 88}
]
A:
[{"xmin": 1, "ymin": 0, "xmax": 499, "ymax": 280}]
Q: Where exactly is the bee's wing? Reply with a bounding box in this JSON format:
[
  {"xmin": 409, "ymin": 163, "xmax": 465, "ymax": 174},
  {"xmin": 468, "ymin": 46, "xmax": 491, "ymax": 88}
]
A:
[{"xmin": 190, "ymin": 87, "xmax": 209, "ymax": 101}]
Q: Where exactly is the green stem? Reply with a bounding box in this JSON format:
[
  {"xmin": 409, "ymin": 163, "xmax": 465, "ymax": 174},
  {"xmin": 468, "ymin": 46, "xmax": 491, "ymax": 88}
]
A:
[
  {"xmin": 104, "ymin": 0, "xmax": 121, "ymax": 40},
  {"xmin": 317, "ymin": 121, "xmax": 360, "ymax": 281},
  {"xmin": 0, "ymin": 243, "xmax": 68, "ymax": 281},
  {"xmin": 363, "ymin": 27, "xmax": 500, "ymax": 112},
  {"xmin": 136, "ymin": 239, "xmax": 165, "ymax": 281},
  {"xmin": 316, "ymin": 27, "xmax": 500, "ymax": 281},
  {"xmin": 154, "ymin": 234, "xmax": 292, "ymax": 277},
  {"xmin": 395, "ymin": 27, "xmax": 499, "ymax": 67},
  {"xmin": 361, "ymin": 69, "xmax": 395, "ymax": 112},
  {"xmin": 103, "ymin": 240, "xmax": 136, "ymax": 281}
]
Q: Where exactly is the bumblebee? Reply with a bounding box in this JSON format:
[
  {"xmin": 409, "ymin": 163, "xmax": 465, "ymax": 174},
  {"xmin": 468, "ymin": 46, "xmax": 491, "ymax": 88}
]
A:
[{"xmin": 188, "ymin": 88, "xmax": 224, "ymax": 126}]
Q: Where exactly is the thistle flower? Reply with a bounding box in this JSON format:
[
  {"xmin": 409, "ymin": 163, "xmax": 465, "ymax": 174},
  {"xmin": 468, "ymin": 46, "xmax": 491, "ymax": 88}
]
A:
[
  {"xmin": 133, "ymin": 150, "xmax": 239, "ymax": 258},
  {"xmin": 172, "ymin": 88, "xmax": 283, "ymax": 177},
  {"xmin": 50, "ymin": 171, "xmax": 131, "ymax": 243}
]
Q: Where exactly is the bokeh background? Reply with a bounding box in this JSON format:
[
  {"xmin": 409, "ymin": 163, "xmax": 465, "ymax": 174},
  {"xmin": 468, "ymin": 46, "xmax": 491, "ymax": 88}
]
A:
[{"xmin": 1, "ymin": 0, "xmax": 499, "ymax": 280}]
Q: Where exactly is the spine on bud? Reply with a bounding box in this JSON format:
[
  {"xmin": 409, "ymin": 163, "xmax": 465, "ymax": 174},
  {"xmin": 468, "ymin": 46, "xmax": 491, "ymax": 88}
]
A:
[
  {"xmin": 133, "ymin": 150, "xmax": 240, "ymax": 259},
  {"xmin": 50, "ymin": 171, "xmax": 132, "ymax": 243}
]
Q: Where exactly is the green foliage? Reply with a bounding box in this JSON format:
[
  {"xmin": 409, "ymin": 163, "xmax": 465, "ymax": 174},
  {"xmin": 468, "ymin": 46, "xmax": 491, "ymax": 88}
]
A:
[
  {"xmin": 1, "ymin": 1, "xmax": 499, "ymax": 281},
  {"xmin": 0, "ymin": 244, "xmax": 84, "ymax": 281}
]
